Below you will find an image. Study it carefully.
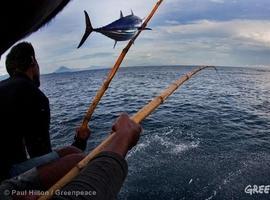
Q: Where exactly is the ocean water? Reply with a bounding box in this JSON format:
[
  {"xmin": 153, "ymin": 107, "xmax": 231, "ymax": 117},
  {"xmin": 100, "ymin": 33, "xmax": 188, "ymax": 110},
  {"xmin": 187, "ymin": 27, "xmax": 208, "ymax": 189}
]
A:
[{"xmin": 41, "ymin": 66, "xmax": 270, "ymax": 200}]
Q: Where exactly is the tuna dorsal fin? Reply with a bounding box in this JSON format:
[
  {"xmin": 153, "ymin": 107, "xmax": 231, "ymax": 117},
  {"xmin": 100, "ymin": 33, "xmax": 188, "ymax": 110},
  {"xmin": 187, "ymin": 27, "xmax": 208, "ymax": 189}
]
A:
[
  {"xmin": 120, "ymin": 10, "xmax": 124, "ymax": 18},
  {"xmin": 131, "ymin": 9, "xmax": 134, "ymax": 15}
]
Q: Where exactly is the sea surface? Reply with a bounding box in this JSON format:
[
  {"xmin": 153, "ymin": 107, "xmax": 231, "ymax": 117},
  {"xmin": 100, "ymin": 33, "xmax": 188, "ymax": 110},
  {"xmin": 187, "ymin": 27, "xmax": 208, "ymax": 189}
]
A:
[{"xmin": 41, "ymin": 66, "xmax": 270, "ymax": 200}]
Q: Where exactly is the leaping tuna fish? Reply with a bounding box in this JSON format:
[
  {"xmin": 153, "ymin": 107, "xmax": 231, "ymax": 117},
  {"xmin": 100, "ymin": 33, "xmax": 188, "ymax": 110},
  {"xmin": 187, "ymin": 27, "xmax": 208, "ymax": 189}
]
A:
[{"xmin": 77, "ymin": 10, "xmax": 151, "ymax": 48}]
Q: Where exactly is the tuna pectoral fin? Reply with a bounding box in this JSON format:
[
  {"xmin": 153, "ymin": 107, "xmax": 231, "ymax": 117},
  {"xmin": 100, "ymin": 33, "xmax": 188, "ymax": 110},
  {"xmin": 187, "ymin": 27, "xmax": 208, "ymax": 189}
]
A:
[
  {"xmin": 138, "ymin": 27, "xmax": 152, "ymax": 31},
  {"xmin": 77, "ymin": 11, "xmax": 94, "ymax": 48},
  {"xmin": 113, "ymin": 41, "xmax": 117, "ymax": 48}
]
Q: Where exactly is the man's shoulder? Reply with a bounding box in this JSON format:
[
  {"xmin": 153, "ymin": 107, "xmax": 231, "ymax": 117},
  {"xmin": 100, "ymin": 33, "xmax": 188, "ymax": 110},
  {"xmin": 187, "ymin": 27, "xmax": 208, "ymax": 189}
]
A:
[
  {"xmin": 0, "ymin": 76, "xmax": 33, "ymax": 92},
  {"xmin": 0, "ymin": 76, "xmax": 47, "ymax": 101}
]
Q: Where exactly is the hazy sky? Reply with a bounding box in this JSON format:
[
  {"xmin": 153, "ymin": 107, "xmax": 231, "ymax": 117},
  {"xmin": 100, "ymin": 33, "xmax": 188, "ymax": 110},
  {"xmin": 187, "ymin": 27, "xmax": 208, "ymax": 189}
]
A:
[{"xmin": 1, "ymin": 0, "xmax": 270, "ymax": 75}]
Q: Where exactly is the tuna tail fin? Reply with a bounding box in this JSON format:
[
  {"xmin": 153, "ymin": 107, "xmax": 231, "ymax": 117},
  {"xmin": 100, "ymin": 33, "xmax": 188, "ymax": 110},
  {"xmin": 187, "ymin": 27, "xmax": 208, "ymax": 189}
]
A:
[{"xmin": 77, "ymin": 11, "xmax": 94, "ymax": 48}]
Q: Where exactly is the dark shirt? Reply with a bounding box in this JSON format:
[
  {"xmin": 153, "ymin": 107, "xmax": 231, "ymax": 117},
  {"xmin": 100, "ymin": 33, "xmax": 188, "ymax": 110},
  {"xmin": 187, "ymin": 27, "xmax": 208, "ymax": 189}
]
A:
[
  {"xmin": 0, "ymin": 72, "xmax": 87, "ymax": 182},
  {"xmin": 51, "ymin": 151, "xmax": 128, "ymax": 200},
  {"xmin": 0, "ymin": 73, "xmax": 52, "ymax": 181}
]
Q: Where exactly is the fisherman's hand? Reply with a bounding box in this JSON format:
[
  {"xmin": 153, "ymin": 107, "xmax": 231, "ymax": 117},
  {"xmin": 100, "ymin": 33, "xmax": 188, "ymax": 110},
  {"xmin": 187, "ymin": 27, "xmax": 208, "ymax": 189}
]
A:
[
  {"xmin": 76, "ymin": 126, "xmax": 91, "ymax": 141},
  {"xmin": 112, "ymin": 113, "xmax": 142, "ymax": 150}
]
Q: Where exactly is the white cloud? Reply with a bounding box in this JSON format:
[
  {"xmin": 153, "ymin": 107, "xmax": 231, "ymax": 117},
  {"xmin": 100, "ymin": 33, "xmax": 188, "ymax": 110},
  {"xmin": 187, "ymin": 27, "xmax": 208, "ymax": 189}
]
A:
[
  {"xmin": 209, "ymin": 0, "xmax": 225, "ymax": 4},
  {"xmin": 157, "ymin": 20, "xmax": 270, "ymax": 48},
  {"xmin": 0, "ymin": 66, "xmax": 6, "ymax": 76},
  {"xmin": 134, "ymin": 19, "xmax": 270, "ymax": 67},
  {"xmin": 165, "ymin": 20, "xmax": 180, "ymax": 25}
]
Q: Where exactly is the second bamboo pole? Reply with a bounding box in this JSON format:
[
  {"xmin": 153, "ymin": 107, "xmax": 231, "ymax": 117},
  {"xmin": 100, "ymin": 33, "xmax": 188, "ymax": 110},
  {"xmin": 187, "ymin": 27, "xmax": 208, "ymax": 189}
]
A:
[{"xmin": 38, "ymin": 65, "xmax": 215, "ymax": 200}]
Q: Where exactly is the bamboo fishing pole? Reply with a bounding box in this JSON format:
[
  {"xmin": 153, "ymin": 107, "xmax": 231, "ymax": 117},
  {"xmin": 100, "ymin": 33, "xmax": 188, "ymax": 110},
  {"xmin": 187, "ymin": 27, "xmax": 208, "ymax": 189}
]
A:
[
  {"xmin": 38, "ymin": 65, "xmax": 215, "ymax": 200},
  {"xmin": 80, "ymin": 0, "xmax": 164, "ymax": 129}
]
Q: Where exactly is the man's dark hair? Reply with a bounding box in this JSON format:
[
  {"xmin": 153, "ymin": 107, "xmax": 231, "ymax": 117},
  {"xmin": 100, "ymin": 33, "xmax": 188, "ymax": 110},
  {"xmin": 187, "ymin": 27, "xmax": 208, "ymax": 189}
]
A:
[{"xmin": 5, "ymin": 42, "xmax": 35, "ymax": 76}]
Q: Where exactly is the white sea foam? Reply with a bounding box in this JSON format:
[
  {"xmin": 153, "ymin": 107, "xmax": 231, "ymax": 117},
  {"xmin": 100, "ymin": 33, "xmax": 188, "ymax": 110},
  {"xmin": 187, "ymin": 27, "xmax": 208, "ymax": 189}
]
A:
[
  {"xmin": 163, "ymin": 127, "xmax": 174, "ymax": 136},
  {"xmin": 205, "ymin": 190, "xmax": 217, "ymax": 200},
  {"xmin": 153, "ymin": 135, "xmax": 199, "ymax": 154},
  {"xmin": 127, "ymin": 133, "xmax": 200, "ymax": 160},
  {"xmin": 127, "ymin": 141, "xmax": 150, "ymax": 158}
]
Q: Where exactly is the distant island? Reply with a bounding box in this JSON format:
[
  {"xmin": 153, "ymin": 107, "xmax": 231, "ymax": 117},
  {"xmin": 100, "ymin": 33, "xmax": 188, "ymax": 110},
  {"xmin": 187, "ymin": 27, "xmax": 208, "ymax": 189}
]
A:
[
  {"xmin": 53, "ymin": 66, "xmax": 105, "ymax": 74},
  {"xmin": 53, "ymin": 66, "xmax": 76, "ymax": 73}
]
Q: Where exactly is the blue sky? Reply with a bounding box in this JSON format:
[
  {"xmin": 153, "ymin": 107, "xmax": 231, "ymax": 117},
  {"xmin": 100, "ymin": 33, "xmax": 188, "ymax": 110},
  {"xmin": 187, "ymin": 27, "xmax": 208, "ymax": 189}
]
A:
[{"xmin": 1, "ymin": 0, "xmax": 270, "ymax": 75}]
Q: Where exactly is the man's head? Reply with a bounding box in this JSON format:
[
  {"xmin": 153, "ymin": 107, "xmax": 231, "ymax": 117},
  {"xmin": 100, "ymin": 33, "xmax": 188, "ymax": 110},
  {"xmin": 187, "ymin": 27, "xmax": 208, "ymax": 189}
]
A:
[{"xmin": 6, "ymin": 42, "xmax": 40, "ymax": 87}]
